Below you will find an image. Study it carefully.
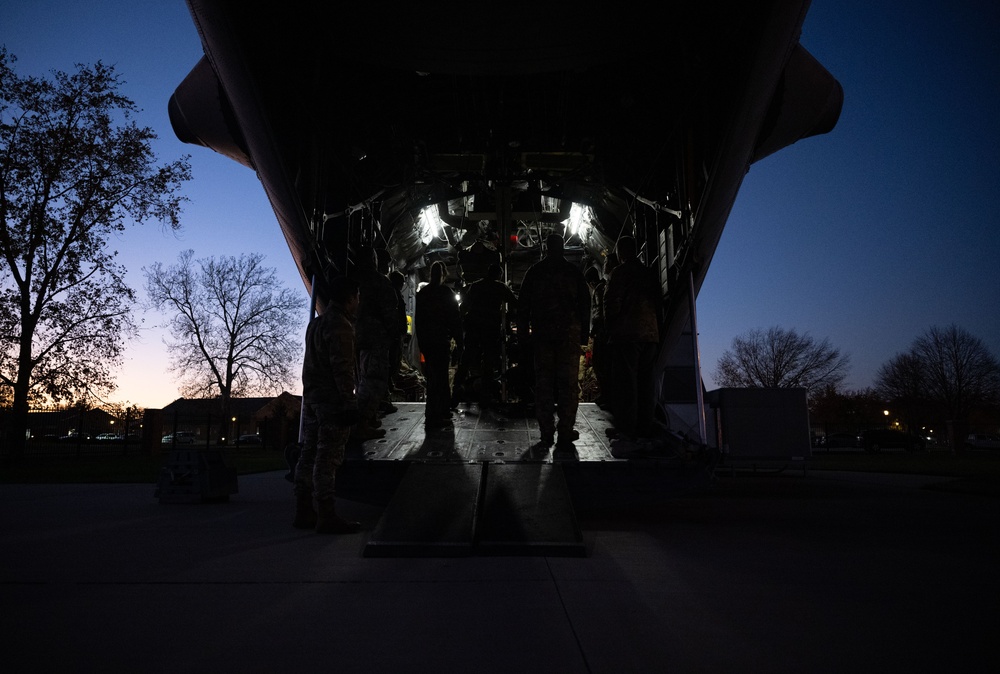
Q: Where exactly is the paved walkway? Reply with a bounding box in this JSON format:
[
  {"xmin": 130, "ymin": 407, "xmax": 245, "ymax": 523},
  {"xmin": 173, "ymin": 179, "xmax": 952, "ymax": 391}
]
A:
[{"xmin": 2, "ymin": 468, "xmax": 997, "ymax": 673}]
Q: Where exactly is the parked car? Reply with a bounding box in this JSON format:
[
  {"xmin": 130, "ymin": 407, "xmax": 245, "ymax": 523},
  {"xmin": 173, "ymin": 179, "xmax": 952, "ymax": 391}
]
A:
[
  {"xmin": 862, "ymin": 428, "xmax": 926, "ymax": 452},
  {"xmin": 237, "ymin": 434, "xmax": 263, "ymax": 445},
  {"xmin": 161, "ymin": 431, "xmax": 196, "ymax": 445},
  {"xmin": 824, "ymin": 432, "xmax": 861, "ymax": 449},
  {"xmin": 965, "ymin": 433, "xmax": 1000, "ymax": 450}
]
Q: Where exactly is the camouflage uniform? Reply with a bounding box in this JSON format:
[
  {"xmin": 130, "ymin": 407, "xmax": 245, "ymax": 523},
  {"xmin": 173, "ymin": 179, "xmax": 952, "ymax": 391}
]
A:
[
  {"xmin": 351, "ymin": 263, "xmax": 399, "ymax": 426},
  {"xmin": 604, "ymin": 256, "xmax": 660, "ymax": 438},
  {"xmin": 415, "ymin": 282, "xmax": 463, "ymax": 425},
  {"xmin": 295, "ymin": 302, "xmax": 357, "ymax": 502},
  {"xmin": 589, "ymin": 274, "xmax": 612, "ymax": 405},
  {"xmin": 454, "ymin": 277, "xmax": 516, "ymax": 405},
  {"xmin": 389, "ymin": 275, "xmax": 408, "ymax": 377},
  {"xmin": 517, "ymin": 248, "xmax": 591, "ymax": 443}
]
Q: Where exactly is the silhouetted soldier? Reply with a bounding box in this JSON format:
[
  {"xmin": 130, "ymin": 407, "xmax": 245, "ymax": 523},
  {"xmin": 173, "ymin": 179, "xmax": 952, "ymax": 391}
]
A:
[
  {"xmin": 588, "ymin": 255, "xmax": 618, "ymax": 408},
  {"xmin": 415, "ymin": 261, "xmax": 463, "ymax": 429},
  {"xmin": 517, "ymin": 234, "xmax": 591, "ymax": 448},
  {"xmin": 604, "ymin": 236, "xmax": 660, "ymax": 439},
  {"xmin": 350, "ymin": 245, "xmax": 397, "ymax": 440},
  {"xmin": 453, "ymin": 263, "xmax": 516, "ymax": 407},
  {"xmin": 591, "ymin": 253, "xmax": 618, "ymax": 409},
  {"xmin": 458, "ymin": 239, "xmax": 500, "ymax": 284},
  {"xmin": 294, "ymin": 276, "xmax": 362, "ymax": 534},
  {"xmin": 383, "ymin": 269, "xmax": 408, "ymax": 412}
]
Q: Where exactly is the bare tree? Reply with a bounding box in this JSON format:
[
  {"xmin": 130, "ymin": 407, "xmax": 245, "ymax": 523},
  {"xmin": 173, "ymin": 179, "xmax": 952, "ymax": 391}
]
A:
[
  {"xmin": 0, "ymin": 50, "xmax": 190, "ymax": 455},
  {"xmin": 909, "ymin": 325, "xmax": 1000, "ymax": 425},
  {"xmin": 144, "ymin": 250, "xmax": 305, "ymax": 440},
  {"xmin": 874, "ymin": 351, "xmax": 929, "ymax": 433},
  {"xmin": 715, "ymin": 326, "xmax": 850, "ymax": 394}
]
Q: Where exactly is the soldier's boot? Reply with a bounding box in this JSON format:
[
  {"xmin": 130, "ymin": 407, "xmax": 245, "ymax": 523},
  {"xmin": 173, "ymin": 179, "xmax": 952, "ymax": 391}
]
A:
[
  {"xmin": 351, "ymin": 422, "xmax": 386, "ymax": 441},
  {"xmin": 557, "ymin": 428, "xmax": 580, "ymax": 449},
  {"xmin": 351, "ymin": 410, "xmax": 386, "ymax": 440},
  {"xmin": 292, "ymin": 494, "xmax": 317, "ymax": 530},
  {"xmin": 315, "ymin": 500, "xmax": 361, "ymax": 534}
]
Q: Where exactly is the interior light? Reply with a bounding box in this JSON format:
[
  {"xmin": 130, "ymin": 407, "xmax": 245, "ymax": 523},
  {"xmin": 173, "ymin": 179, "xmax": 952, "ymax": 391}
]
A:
[
  {"xmin": 418, "ymin": 206, "xmax": 444, "ymax": 244},
  {"xmin": 565, "ymin": 202, "xmax": 593, "ymax": 238}
]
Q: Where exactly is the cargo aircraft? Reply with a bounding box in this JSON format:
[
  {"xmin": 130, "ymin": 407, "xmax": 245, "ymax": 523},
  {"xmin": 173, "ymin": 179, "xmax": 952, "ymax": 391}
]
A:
[{"xmin": 168, "ymin": 0, "xmax": 842, "ymax": 550}]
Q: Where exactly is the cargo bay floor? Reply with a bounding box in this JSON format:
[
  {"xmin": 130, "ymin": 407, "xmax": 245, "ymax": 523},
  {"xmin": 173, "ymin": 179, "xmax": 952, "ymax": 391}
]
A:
[{"xmin": 345, "ymin": 401, "xmax": 624, "ymax": 464}]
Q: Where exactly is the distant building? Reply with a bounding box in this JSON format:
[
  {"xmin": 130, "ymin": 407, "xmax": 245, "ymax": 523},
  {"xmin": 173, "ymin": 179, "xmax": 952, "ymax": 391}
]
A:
[
  {"xmin": 146, "ymin": 392, "xmax": 301, "ymax": 450},
  {"xmin": 17, "ymin": 407, "xmax": 117, "ymax": 440}
]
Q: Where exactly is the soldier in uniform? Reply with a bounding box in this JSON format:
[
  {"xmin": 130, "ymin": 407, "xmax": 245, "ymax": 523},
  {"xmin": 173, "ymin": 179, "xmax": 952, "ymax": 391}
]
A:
[
  {"xmin": 604, "ymin": 236, "xmax": 661, "ymax": 440},
  {"xmin": 415, "ymin": 261, "xmax": 463, "ymax": 429},
  {"xmin": 588, "ymin": 255, "xmax": 618, "ymax": 408},
  {"xmin": 453, "ymin": 263, "xmax": 517, "ymax": 407},
  {"xmin": 517, "ymin": 234, "xmax": 591, "ymax": 448},
  {"xmin": 383, "ymin": 270, "xmax": 408, "ymax": 412},
  {"xmin": 294, "ymin": 276, "xmax": 362, "ymax": 534},
  {"xmin": 350, "ymin": 245, "xmax": 398, "ymax": 440}
]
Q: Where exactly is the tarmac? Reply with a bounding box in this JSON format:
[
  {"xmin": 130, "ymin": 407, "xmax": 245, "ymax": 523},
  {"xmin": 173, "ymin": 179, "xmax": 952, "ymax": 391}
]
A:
[{"xmin": 3, "ymin": 456, "xmax": 998, "ymax": 673}]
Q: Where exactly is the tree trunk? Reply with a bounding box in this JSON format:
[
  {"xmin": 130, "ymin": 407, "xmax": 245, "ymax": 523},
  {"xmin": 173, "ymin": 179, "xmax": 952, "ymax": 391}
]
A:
[
  {"xmin": 219, "ymin": 390, "xmax": 232, "ymax": 445},
  {"xmin": 7, "ymin": 305, "xmax": 37, "ymax": 459},
  {"xmin": 8, "ymin": 359, "xmax": 33, "ymax": 460}
]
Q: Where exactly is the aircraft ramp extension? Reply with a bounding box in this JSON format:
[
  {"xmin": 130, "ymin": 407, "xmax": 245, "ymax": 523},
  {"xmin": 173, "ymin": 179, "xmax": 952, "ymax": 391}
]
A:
[{"xmin": 363, "ymin": 462, "xmax": 585, "ymax": 558}]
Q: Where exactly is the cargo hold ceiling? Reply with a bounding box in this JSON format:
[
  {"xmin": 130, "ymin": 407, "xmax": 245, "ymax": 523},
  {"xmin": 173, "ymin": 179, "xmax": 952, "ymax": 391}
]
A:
[{"xmin": 170, "ymin": 0, "xmax": 841, "ymax": 305}]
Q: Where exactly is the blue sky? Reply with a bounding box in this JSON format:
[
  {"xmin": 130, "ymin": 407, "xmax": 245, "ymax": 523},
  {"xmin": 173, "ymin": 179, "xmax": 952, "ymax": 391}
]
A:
[
  {"xmin": 3, "ymin": 1, "xmax": 999, "ymax": 407},
  {"xmin": 698, "ymin": 0, "xmax": 1000, "ymax": 390}
]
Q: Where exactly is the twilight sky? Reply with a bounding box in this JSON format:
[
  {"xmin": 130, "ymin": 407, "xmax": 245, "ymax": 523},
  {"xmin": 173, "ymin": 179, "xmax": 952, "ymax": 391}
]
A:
[{"xmin": 3, "ymin": 1, "xmax": 999, "ymax": 408}]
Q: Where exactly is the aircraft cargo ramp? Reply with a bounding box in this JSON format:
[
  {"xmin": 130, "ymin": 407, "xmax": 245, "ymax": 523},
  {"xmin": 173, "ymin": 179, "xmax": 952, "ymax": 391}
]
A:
[{"xmin": 336, "ymin": 403, "xmax": 714, "ymax": 557}]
